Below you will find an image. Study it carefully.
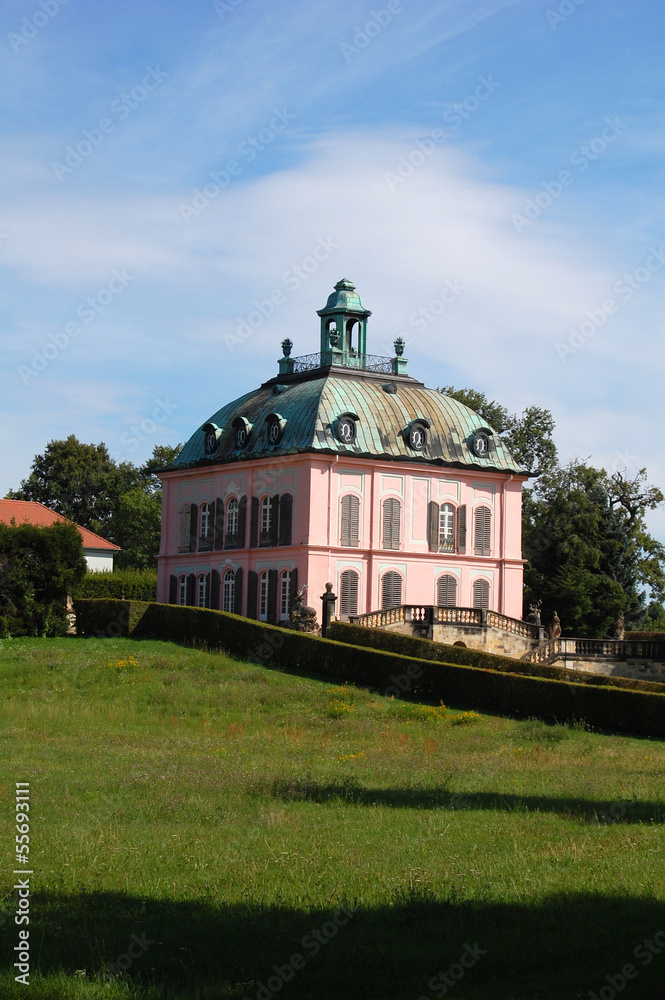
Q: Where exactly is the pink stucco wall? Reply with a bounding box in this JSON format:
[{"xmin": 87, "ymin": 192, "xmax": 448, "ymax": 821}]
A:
[{"xmin": 157, "ymin": 453, "xmax": 527, "ymax": 621}]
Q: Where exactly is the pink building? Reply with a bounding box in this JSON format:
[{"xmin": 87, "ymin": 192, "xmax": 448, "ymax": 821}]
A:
[{"xmin": 157, "ymin": 280, "xmax": 528, "ymax": 625}]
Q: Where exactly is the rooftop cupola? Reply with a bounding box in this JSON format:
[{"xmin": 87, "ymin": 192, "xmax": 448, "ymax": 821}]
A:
[{"xmin": 317, "ymin": 278, "xmax": 372, "ymax": 365}]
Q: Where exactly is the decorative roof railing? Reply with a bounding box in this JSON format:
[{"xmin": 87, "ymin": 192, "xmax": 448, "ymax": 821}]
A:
[{"xmin": 289, "ymin": 352, "xmax": 395, "ymax": 375}]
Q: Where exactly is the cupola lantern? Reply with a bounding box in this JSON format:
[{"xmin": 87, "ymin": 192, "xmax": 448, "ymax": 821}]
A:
[{"xmin": 317, "ymin": 278, "xmax": 372, "ymax": 367}]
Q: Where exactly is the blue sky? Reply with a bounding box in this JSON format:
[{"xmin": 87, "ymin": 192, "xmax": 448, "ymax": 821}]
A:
[{"xmin": 1, "ymin": 0, "xmax": 664, "ymax": 536}]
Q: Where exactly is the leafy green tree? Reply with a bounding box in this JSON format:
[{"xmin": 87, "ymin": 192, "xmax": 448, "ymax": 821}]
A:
[
  {"xmin": 8, "ymin": 438, "xmax": 182, "ymax": 570},
  {"xmin": 439, "ymin": 386, "xmax": 557, "ymax": 475},
  {"xmin": 0, "ymin": 520, "xmax": 86, "ymax": 636}
]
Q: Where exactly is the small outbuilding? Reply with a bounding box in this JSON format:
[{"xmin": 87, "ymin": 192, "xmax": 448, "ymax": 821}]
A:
[{"xmin": 0, "ymin": 499, "xmax": 120, "ymax": 572}]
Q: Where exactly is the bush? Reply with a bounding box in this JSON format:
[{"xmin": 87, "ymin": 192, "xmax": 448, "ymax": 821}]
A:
[
  {"xmin": 74, "ymin": 568, "xmax": 157, "ymax": 602},
  {"xmin": 73, "ymin": 600, "xmax": 665, "ymax": 740},
  {"xmin": 0, "ymin": 521, "xmax": 86, "ymax": 637},
  {"xmin": 327, "ymin": 622, "xmax": 665, "ymax": 695}
]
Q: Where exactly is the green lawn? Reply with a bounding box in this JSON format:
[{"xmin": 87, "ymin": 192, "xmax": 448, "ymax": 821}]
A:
[{"xmin": 1, "ymin": 637, "xmax": 664, "ymax": 999}]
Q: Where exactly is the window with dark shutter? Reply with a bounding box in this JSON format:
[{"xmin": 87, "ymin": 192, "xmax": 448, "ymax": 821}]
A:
[
  {"xmin": 340, "ymin": 494, "xmax": 360, "ymax": 546},
  {"xmin": 199, "ymin": 502, "xmax": 213, "ymax": 551},
  {"xmin": 222, "ymin": 569, "xmax": 235, "ymax": 613},
  {"xmin": 267, "ymin": 568, "xmax": 278, "ymax": 623},
  {"xmin": 436, "ymin": 574, "xmax": 457, "ymax": 607},
  {"xmin": 210, "ymin": 569, "xmax": 221, "ymax": 610},
  {"xmin": 225, "ymin": 497, "xmax": 239, "ymax": 548},
  {"xmin": 260, "ymin": 496, "xmax": 272, "ymax": 546},
  {"xmin": 197, "ymin": 573, "xmax": 208, "ymax": 608},
  {"xmin": 473, "ymin": 578, "xmax": 490, "ymax": 609},
  {"xmin": 278, "ymin": 494, "xmax": 293, "ymax": 546},
  {"xmin": 382, "ymin": 497, "xmax": 401, "ymax": 550},
  {"xmin": 439, "ymin": 504, "xmax": 455, "ymax": 552},
  {"xmin": 177, "ymin": 574, "xmax": 188, "ymax": 606},
  {"xmin": 258, "ymin": 571, "xmax": 269, "ymax": 620},
  {"xmin": 279, "ymin": 570, "xmax": 291, "ymax": 619},
  {"xmin": 178, "ymin": 504, "xmax": 191, "ymax": 552},
  {"xmin": 457, "ymin": 504, "xmax": 467, "ymax": 554},
  {"xmin": 381, "ymin": 571, "xmax": 402, "ymax": 609},
  {"xmin": 339, "ymin": 569, "xmax": 359, "ymax": 619},
  {"xmin": 474, "ymin": 506, "xmax": 492, "ymax": 556}
]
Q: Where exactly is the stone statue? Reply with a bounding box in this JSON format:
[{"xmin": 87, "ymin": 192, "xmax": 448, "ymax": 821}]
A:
[
  {"xmin": 526, "ymin": 601, "xmax": 542, "ymax": 626},
  {"xmin": 287, "ymin": 584, "xmax": 320, "ymax": 635},
  {"xmin": 613, "ymin": 611, "xmax": 625, "ymax": 641},
  {"xmin": 548, "ymin": 611, "xmax": 562, "ymax": 640}
]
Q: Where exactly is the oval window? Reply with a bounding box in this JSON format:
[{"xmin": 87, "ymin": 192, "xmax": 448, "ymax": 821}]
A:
[
  {"xmin": 338, "ymin": 418, "xmax": 355, "ymax": 444},
  {"xmin": 408, "ymin": 424, "xmax": 426, "ymax": 450}
]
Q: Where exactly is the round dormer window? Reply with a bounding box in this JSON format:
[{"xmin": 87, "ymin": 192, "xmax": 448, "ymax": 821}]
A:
[
  {"xmin": 268, "ymin": 420, "xmax": 282, "ymax": 445},
  {"xmin": 408, "ymin": 423, "xmax": 426, "ymax": 451},
  {"xmin": 236, "ymin": 425, "xmax": 247, "ymax": 449},
  {"xmin": 471, "ymin": 430, "xmax": 491, "ymax": 458},
  {"xmin": 338, "ymin": 417, "xmax": 356, "ymax": 444},
  {"xmin": 205, "ymin": 429, "xmax": 217, "ymax": 453}
]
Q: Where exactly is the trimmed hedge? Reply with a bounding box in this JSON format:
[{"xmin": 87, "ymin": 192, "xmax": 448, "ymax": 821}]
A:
[
  {"xmin": 327, "ymin": 622, "xmax": 665, "ymax": 695},
  {"xmin": 74, "ymin": 569, "xmax": 157, "ymax": 602},
  {"xmin": 73, "ymin": 599, "xmax": 665, "ymax": 740}
]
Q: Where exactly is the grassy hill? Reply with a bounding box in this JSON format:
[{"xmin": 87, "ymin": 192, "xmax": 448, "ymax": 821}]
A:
[{"xmin": 1, "ymin": 637, "xmax": 664, "ymax": 998}]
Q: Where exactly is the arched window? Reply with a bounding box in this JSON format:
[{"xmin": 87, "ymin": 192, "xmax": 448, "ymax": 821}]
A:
[
  {"xmin": 177, "ymin": 574, "xmax": 187, "ymax": 606},
  {"xmin": 258, "ymin": 570, "xmax": 269, "ymax": 621},
  {"xmin": 340, "ymin": 494, "xmax": 360, "ymax": 546},
  {"xmin": 474, "ymin": 506, "xmax": 492, "ymax": 556},
  {"xmin": 179, "ymin": 503, "xmax": 191, "ymax": 552},
  {"xmin": 197, "ymin": 573, "xmax": 208, "ymax": 608},
  {"xmin": 382, "ymin": 497, "xmax": 401, "ymax": 550},
  {"xmin": 339, "ymin": 569, "xmax": 359, "ymax": 620},
  {"xmin": 226, "ymin": 497, "xmax": 239, "ymax": 544},
  {"xmin": 260, "ymin": 496, "xmax": 272, "ymax": 546},
  {"xmin": 223, "ymin": 569, "xmax": 236, "ymax": 613},
  {"xmin": 280, "ymin": 570, "xmax": 291, "ymax": 620},
  {"xmin": 199, "ymin": 502, "xmax": 213, "ymax": 551},
  {"xmin": 381, "ymin": 571, "xmax": 402, "ymax": 610},
  {"xmin": 439, "ymin": 503, "xmax": 455, "ymax": 552},
  {"xmin": 437, "ymin": 574, "xmax": 457, "ymax": 607},
  {"xmin": 473, "ymin": 578, "xmax": 490, "ymax": 609}
]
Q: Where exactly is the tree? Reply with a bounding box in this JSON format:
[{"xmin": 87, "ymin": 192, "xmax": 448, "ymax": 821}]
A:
[
  {"xmin": 0, "ymin": 520, "xmax": 86, "ymax": 636},
  {"xmin": 438, "ymin": 386, "xmax": 557, "ymax": 475},
  {"xmin": 8, "ymin": 438, "xmax": 182, "ymax": 570},
  {"xmin": 524, "ymin": 461, "xmax": 664, "ymax": 636}
]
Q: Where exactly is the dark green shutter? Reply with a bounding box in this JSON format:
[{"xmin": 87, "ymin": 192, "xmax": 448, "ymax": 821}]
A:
[
  {"xmin": 234, "ymin": 567, "xmax": 243, "ymax": 615},
  {"xmin": 237, "ymin": 496, "xmax": 247, "ymax": 549},
  {"xmin": 267, "ymin": 569, "xmax": 278, "ymax": 623},
  {"xmin": 211, "ymin": 569, "xmax": 220, "ymax": 610},
  {"xmin": 189, "ymin": 503, "xmax": 198, "ymax": 552},
  {"xmin": 205, "ymin": 572, "xmax": 211, "ymax": 609},
  {"xmin": 186, "ymin": 573, "xmax": 196, "ymax": 606},
  {"xmin": 214, "ymin": 499, "xmax": 224, "ymax": 549},
  {"xmin": 428, "ymin": 501, "xmax": 439, "ymax": 552},
  {"xmin": 250, "ymin": 496, "xmax": 259, "ymax": 548},
  {"xmin": 475, "ymin": 506, "xmax": 492, "ymax": 556},
  {"xmin": 169, "ymin": 575, "xmax": 177, "ymax": 604},
  {"xmin": 278, "ymin": 494, "xmax": 293, "ymax": 545},
  {"xmin": 457, "ymin": 504, "xmax": 467, "ymax": 554},
  {"xmin": 341, "ymin": 495, "xmax": 360, "ymax": 546},
  {"xmin": 247, "ymin": 570, "xmax": 258, "ymax": 619},
  {"xmin": 288, "ymin": 567, "xmax": 298, "ymax": 612},
  {"xmin": 270, "ymin": 494, "xmax": 280, "ymax": 546}
]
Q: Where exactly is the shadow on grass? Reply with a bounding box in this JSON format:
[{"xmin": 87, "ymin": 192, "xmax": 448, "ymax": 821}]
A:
[
  {"xmin": 2, "ymin": 891, "xmax": 665, "ymax": 999},
  {"xmin": 262, "ymin": 777, "xmax": 665, "ymax": 824}
]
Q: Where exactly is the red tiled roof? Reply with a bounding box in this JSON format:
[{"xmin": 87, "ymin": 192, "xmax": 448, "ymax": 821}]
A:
[{"xmin": 0, "ymin": 500, "xmax": 120, "ymax": 551}]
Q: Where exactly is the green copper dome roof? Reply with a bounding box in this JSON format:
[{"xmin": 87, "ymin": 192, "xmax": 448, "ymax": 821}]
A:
[
  {"xmin": 171, "ymin": 370, "xmax": 527, "ymax": 475},
  {"xmin": 317, "ymin": 278, "xmax": 371, "ymax": 317}
]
